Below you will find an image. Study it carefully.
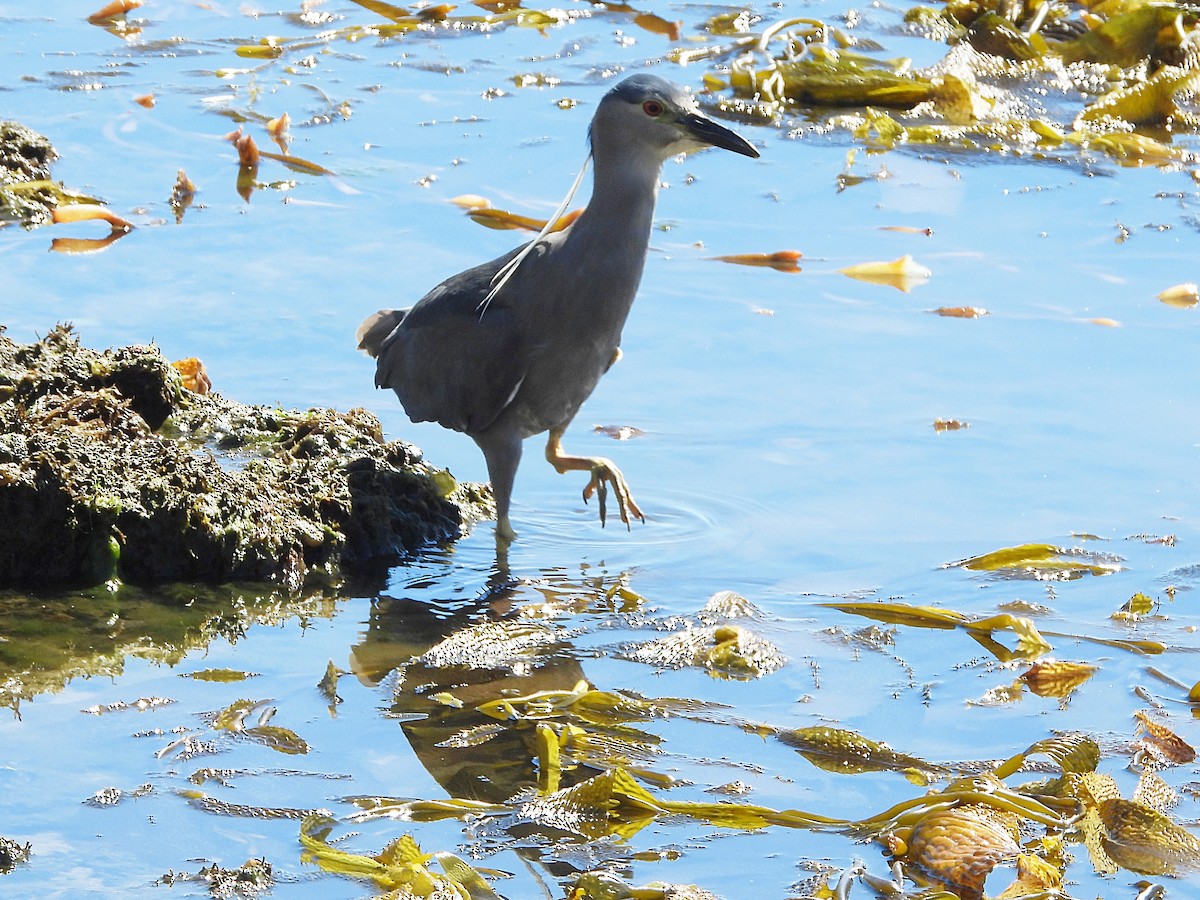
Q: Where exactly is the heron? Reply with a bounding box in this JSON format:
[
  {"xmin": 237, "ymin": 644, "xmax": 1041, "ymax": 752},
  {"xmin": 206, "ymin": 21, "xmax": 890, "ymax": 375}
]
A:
[{"xmin": 358, "ymin": 74, "xmax": 759, "ymax": 543}]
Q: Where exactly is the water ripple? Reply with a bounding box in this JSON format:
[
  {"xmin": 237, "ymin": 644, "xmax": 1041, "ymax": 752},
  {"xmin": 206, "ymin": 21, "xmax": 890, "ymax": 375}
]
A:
[{"xmin": 509, "ymin": 483, "xmax": 777, "ymax": 567}]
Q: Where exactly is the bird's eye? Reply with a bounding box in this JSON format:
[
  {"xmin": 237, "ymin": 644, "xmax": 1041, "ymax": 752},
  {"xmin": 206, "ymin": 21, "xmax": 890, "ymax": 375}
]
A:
[{"xmin": 642, "ymin": 100, "xmax": 663, "ymax": 117}]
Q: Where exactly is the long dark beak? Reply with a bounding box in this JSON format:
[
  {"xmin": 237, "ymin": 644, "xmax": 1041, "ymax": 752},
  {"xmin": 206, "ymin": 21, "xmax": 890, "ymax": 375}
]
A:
[{"xmin": 680, "ymin": 111, "xmax": 760, "ymax": 158}]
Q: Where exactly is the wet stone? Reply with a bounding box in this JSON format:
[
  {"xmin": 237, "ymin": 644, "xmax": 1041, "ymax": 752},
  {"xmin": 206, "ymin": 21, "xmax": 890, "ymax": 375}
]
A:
[
  {"xmin": 0, "ymin": 324, "xmax": 492, "ymax": 588},
  {"xmin": 0, "ymin": 121, "xmax": 59, "ymax": 227}
]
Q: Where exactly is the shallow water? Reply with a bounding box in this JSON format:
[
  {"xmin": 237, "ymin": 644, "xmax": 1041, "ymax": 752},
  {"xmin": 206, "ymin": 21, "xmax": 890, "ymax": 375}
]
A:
[{"xmin": 2, "ymin": 1, "xmax": 1200, "ymax": 898}]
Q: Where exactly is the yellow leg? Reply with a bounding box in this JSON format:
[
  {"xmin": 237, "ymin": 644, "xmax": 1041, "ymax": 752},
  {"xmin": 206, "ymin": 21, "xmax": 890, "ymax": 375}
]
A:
[{"xmin": 544, "ymin": 426, "xmax": 645, "ymax": 529}]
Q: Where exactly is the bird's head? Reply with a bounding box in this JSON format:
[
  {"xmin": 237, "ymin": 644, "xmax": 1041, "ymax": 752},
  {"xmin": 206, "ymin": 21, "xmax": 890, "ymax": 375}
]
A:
[{"xmin": 589, "ymin": 74, "xmax": 759, "ymax": 164}]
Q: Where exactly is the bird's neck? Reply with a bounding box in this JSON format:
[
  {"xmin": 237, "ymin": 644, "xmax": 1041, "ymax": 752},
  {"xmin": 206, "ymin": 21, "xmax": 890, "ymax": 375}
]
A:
[
  {"xmin": 555, "ymin": 147, "xmax": 663, "ymax": 316},
  {"xmin": 576, "ymin": 147, "xmax": 662, "ymax": 252}
]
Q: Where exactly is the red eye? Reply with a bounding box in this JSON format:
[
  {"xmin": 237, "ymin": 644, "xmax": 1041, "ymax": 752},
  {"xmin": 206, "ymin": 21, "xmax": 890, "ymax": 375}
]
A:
[{"xmin": 642, "ymin": 100, "xmax": 663, "ymax": 117}]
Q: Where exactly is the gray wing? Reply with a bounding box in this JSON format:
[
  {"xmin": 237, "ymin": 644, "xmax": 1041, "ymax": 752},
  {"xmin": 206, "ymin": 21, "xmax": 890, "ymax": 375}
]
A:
[{"xmin": 369, "ymin": 246, "xmax": 529, "ymax": 436}]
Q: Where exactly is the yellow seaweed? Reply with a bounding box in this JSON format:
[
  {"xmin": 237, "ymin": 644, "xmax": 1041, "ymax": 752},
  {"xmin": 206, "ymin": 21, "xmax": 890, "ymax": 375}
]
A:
[
  {"xmin": 299, "ymin": 814, "xmax": 500, "ymax": 897},
  {"xmin": 258, "ymin": 150, "xmax": 335, "ymax": 176},
  {"xmin": 476, "ymin": 679, "xmax": 698, "ymax": 725},
  {"xmin": 1078, "ymin": 61, "xmax": 1200, "ymax": 128},
  {"xmin": 1019, "ymin": 660, "xmax": 1098, "ymax": 699},
  {"xmin": 731, "ymin": 56, "xmax": 935, "ymax": 108},
  {"xmin": 1056, "ymin": 6, "xmax": 1183, "ymax": 67},
  {"xmin": 708, "ymin": 250, "xmax": 803, "ymax": 272},
  {"xmin": 1158, "ymin": 282, "xmax": 1199, "ymax": 307},
  {"xmin": 819, "ymin": 601, "xmax": 1054, "ymax": 661},
  {"xmin": 777, "ymin": 725, "xmax": 945, "ymax": 776},
  {"xmin": 1088, "ymin": 796, "xmax": 1200, "ymax": 876},
  {"xmin": 839, "ymin": 255, "xmax": 932, "ymax": 291},
  {"xmin": 897, "ymin": 804, "xmax": 1022, "ymax": 897},
  {"xmin": 953, "ymin": 542, "xmax": 1119, "ymax": 578}
]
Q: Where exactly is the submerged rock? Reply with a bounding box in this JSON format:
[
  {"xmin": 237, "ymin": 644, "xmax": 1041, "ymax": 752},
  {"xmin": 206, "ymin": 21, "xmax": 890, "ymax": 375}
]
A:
[{"xmin": 0, "ymin": 325, "xmax": 491, "ymax": 588}]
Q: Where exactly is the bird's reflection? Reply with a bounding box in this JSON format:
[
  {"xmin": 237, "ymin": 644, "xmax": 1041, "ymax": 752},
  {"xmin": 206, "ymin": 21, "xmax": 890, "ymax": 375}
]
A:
[{"xmin": 347, "ymin": 551, "xmax": 621, "ymax": 805}]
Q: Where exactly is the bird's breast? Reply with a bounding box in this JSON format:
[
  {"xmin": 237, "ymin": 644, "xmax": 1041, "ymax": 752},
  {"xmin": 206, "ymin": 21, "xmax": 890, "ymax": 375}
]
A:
[{"xmin": 490, "ymin": 225, "xmax": 649, "ymax": 436}]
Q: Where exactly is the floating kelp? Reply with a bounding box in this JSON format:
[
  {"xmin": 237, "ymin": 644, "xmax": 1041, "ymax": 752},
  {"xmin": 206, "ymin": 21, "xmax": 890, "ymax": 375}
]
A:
[
  {"xmin": 476, "ymin": 679, "xmax": 705, "ymax": 726},
  {"xmin": 932, "ymin": 305, "xmax": 986, "ymax": 319},
  {"xmin": 706, "ymin": 5, "xmax": 1200, "ymax": 166},
  {"xmin": 621, "ymin": 623, "xmax": 786, "ymax": 678},
  {"xmin": 966, "ymin": 12, "xmax": 1042, "ymax": 62},
  {"xmin": 317, "ymin": 660, "xmax": 345, "ymax": 710},
  {"xmin": 821, "ymin": 598, "xmax": 1165, "ymax": 659},
  {"xmin": 299, "ymin": 815, "xmax": 501, "ymax": 898},
  {"xmin": 228, "ymin": 2, "xmax": 585, "ymax": 60},
  {"xmin": 1018, "ymin": 658, "xmax": 1098, "ymax": 699},
  {"xmin": 1071, "ymin": 770, "xmax": 1200, "ymax": 876},
  {"xmin": 707, "ymin": 249, "xmax": 803, "ymax": 272},
  {"xmin": 839, "ymin": 254, "xmax": 932, "ymax": 292},
  {"xmin": 820, "ymin": 600, "xmax": 1054, "ymax": 661},
  {"xmin": 0, "ymin": 325, "xmax": 490, "ymax": 588},
  {"xmin": 49, "ymin": 202, "xmax": 132, "ymax": 231},
  {"xmin": 457, "ymin": 678, "xmax": 704, "ymax": 794},
  {"xmin": 210, "ymin": 698, "xmax": 310, "ymax": 756},
  {"xmin": 1077, "ymin": 54, "xmax": 1200, "ymax": 128},
  {"xmin": 514, "ymin": 764, "xmax": 855, "ymax": 839},
  {"xmin": 972, "ymin": 657, "xmax": 1101, "ymax": 705},
  {"xmin": 950, "ymin": 542, "xmax": 1121, "ymax": 579},
  {"xmin": 82, "ymin": 696, "xmax": 174, "ymax": 715},
  {"xmin": 1054, "ymin": 6, "xmax": 1190, "ymax": 68},
  {"xmin": 353, "ymin": 737, "xmax": 1083, "ymax": 852},
  {"xmin": 145, "ymin": 696, "xmax": 316, "ymax": 766},
  {"xmin": 345, "ymin": 795, "xmax": 506, "ymax": 825},
  {"xmin": 1090, "ymin": 795, "xmax": 1200, "ymax": 876},
  {"xmin": 516, "ymin": 766, "xmax": 663, "ymax": 841},
  {"xmin": 620, "ymin": 591, "xmax": 786, "ymax": 679},
  {"xmin": 859, "ymin": 765, "xmax": 1083, "ymax": 897},
  {"xmin": 1113, "ymin": 590, "xmax": 1157, "ymax": 620},
  {"xmin": 893, "ymin": 804, "xmax": 1024, "ymax": 899},
  {"xmin": 567, "ymin": 870, "xmax": 721, "ymax": 900},
  {"xmin": 168, "ymin": 169, "xmax": 196, "ymax": 223},
  {"xmin": 777, "ymin": 725, "xmax": 947, "ymax": 780},
  {"xmin": 1133, "ymin": 709, "xmax": 1196, "ymax": 765},
  {"xmin": 730, "ymin": 54, "xmax": 936, "ymax": 109},
  {"xmin": 304, "ymin": 693, "xmax": 1196, "ymax": 897},
  {"xmin": 1158, "ymin": 281, "xmax": 1200, "ymax": 307},
  {"xmin": 933, "ymin": 417, "xmax": 970, "ymax": 431},
  {"xmin": 465, "ymin": 203, "xmax": 582, "ymax": 233}
]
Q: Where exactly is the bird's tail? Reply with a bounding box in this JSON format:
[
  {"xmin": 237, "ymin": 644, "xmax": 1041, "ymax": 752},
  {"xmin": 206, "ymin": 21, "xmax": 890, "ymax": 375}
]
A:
[{"xmin": 356, "ymin": 308, "xmax": 407, "ymax": 358}]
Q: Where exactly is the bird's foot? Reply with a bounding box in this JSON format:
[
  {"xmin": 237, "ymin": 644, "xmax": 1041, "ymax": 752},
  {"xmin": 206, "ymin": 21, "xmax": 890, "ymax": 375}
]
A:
[
  {"xmin": 582, "ymin": 458, "xmax": 645, "ymax": 530},
  {"xmin": 544, "ymin": 430, "xmax": 644, "ymax": 530},
  {"xmin": 495, "ymin": 514, "xmax": 518, "ymax": 545}
]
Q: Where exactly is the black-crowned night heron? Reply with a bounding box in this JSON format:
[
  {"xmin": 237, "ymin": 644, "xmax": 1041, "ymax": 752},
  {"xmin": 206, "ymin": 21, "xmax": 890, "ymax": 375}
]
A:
[{"xmin": 358, "ymin": 74, "xmax": 758, "ymax": 542}]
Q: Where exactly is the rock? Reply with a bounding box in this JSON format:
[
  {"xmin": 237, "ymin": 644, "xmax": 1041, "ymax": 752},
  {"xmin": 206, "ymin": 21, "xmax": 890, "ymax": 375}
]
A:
[
  {"xmin": 0, "ymin": 324, "xmax": 492, "ymax": 588},
  {"xmin": 0, "ymin": 121, "xmax": 59, "ymax": 228}
]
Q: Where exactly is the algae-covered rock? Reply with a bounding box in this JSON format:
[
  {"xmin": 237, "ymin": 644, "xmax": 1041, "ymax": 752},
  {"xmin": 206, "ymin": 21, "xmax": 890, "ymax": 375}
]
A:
[
  {"xmin": 0, "ymin": 122, "xmax": 55, "ymax": 183},
  {"xmin": 0, "ymin": 325, "xmax": 491, "ymax": 588},
  {"xmin": 0, "ymin": 121, "xmax": 60, "ymax": 228}
]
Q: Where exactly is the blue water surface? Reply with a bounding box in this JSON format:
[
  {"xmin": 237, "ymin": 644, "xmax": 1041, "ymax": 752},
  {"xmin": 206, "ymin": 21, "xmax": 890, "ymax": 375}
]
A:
[{"xmin": 2, "ymin": 1, "xmax": 1199, "ymax": 897}]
